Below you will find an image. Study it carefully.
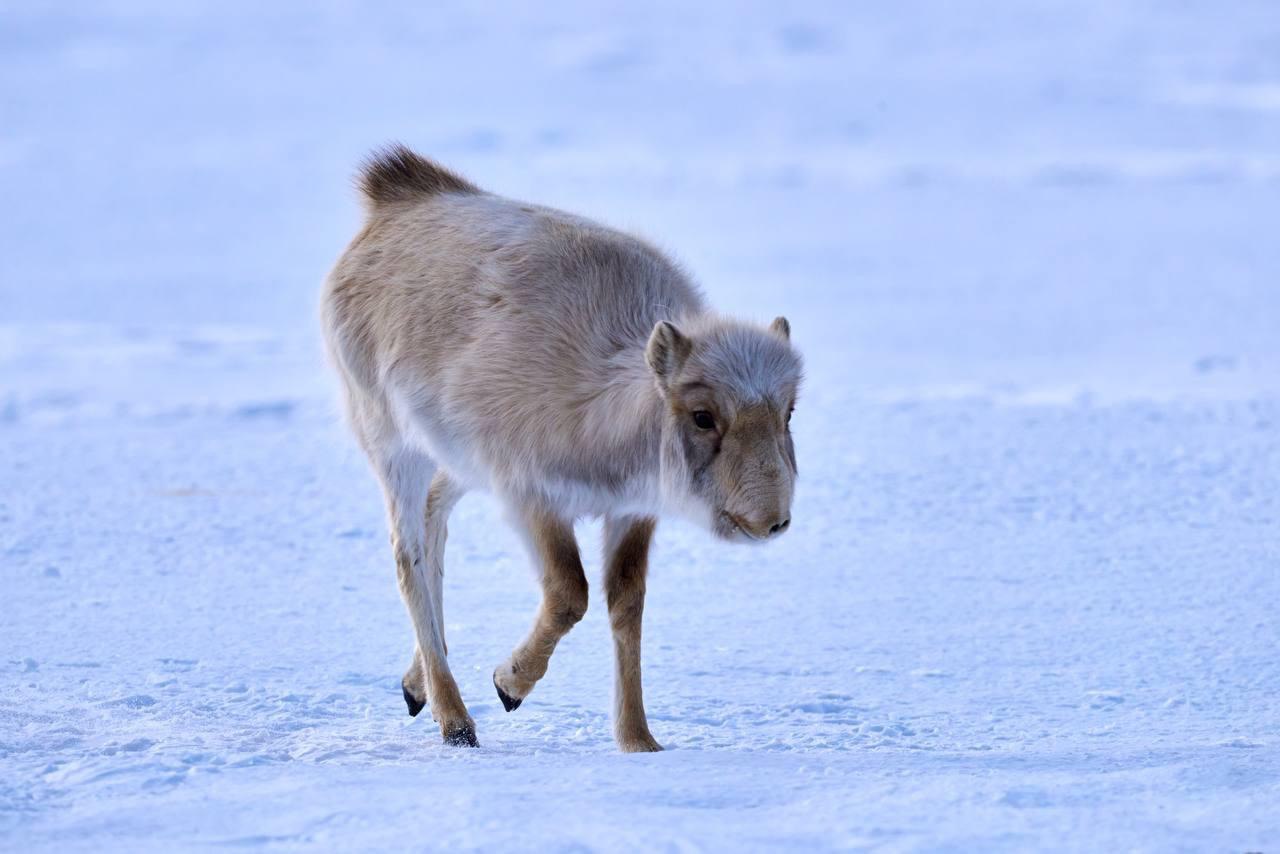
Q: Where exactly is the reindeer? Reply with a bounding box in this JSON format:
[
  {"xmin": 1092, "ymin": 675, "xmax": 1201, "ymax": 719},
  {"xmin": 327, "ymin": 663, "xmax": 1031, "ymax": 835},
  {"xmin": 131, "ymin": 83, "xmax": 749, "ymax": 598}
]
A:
[{"xmin": 321, "ymin": 146, "xmax": 802, "ymax": 751}]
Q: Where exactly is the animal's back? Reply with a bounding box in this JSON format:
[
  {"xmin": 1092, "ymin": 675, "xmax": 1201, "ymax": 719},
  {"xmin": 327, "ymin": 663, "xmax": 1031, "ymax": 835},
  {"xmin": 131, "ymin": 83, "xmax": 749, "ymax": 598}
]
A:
[{"xmin": 323, "ymin": 148, "xmax": 706, "ymax": 501}]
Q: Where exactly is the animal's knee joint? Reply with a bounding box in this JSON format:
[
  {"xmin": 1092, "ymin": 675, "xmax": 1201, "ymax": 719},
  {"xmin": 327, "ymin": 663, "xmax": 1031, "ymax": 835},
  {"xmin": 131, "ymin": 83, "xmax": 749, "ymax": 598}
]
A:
[{"xmin": 553, "ymin": 597, "xmax": 588, "ymax": 629}]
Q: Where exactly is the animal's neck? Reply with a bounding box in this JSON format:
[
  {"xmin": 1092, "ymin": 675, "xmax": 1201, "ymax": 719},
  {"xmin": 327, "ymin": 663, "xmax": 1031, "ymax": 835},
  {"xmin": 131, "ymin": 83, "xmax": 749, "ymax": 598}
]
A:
[
  {"xmin": 606, "ymin": 347, "xmax": 666, "ymax": 448},
  {"xmin": 576, "ymin": 340, "xmax": 669, "ymax": 510}
]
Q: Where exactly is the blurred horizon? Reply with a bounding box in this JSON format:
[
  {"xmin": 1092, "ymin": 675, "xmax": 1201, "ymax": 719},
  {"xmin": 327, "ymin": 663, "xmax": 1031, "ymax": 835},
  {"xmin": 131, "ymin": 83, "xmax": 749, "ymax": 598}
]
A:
[{"xmin": 3, "ymin": 1, "xmax": 1279, "ymax": 400}]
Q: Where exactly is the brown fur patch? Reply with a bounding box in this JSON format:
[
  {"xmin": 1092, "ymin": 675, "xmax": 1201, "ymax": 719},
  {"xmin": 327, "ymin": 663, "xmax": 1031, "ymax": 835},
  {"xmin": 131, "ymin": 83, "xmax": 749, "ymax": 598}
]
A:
[
  {"xmin": 605, "ymin": 516, "xmax": 655, "ymax": 624},
  {"xmin": 357, "ymin": 143, "xmax": 480, "ymax": 205},
  {"xmin": 532, "ymin": 513, "xmax": 589, "ymax": 629},
  {"xmin": 603, "ymin": 515, "xmax": 661, "ymax": 751}
]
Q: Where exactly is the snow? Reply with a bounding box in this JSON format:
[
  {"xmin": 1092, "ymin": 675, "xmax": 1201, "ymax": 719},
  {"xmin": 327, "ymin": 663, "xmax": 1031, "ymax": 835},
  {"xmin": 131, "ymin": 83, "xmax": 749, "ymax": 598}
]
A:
[{"xmin": 3, "ymin": 0, "xmax": 1280, "ymax": 849}]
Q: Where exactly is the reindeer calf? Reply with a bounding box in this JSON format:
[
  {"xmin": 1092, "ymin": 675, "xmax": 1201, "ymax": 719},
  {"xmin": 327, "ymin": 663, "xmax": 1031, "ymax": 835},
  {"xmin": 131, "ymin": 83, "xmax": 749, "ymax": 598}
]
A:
[{"xmin": 322, "ymin": 146, "xmax": 802, "ymax": 751}]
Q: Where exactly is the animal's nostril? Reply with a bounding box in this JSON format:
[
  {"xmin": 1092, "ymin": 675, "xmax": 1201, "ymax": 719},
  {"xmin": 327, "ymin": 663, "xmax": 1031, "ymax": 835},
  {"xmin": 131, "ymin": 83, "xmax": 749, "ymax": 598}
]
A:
[{"xmin": 769, "ymin": 518, "xmax": 791, "ymax": 535}]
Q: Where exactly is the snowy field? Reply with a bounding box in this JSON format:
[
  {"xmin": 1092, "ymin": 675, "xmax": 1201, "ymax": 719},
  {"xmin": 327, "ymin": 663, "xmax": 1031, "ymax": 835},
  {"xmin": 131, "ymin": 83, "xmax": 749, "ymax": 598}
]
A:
[{"xmin": 3, "ymin": 1, "xmax": 1280, "ymax": 850}]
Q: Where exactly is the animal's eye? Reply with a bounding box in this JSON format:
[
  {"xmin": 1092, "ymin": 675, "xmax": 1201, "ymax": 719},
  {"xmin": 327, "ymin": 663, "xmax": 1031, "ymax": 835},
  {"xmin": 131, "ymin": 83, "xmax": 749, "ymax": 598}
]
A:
[
  {"xmin": 692, "ymin": 410, "xmax": 716, "ymax": 430},
  {"xmin": 787, "ymin": 407, "xmax": 794, "ymax": 424}
]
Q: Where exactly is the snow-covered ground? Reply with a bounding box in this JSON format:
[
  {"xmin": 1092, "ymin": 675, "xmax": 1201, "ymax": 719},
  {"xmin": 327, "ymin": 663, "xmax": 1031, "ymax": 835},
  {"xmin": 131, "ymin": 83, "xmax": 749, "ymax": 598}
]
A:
[{"xmin": 3, "ymin": 1, "xmax": 1279, "ymax": 850}]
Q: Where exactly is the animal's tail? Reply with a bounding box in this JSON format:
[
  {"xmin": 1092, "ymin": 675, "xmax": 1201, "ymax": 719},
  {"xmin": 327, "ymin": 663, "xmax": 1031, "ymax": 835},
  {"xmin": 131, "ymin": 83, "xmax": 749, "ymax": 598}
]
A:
[{"xmin": 356, "ymin": 143, "xmax": 480, "ymax": 207}]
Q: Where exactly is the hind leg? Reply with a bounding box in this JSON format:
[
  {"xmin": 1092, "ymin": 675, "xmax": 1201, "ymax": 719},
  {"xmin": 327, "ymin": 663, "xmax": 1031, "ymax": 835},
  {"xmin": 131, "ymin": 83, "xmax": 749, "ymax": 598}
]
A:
[
  {"xmin": 401, "ymin": 472, "xmax": 465, "ymax": 720},
  {"xmin": 373, "ymin": 444, "xmax": 474, "ymax": 746}
]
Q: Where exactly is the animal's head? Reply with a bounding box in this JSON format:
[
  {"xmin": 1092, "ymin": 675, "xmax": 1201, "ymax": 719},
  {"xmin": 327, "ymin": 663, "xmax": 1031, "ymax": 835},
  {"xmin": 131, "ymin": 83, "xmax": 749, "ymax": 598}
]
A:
[{"xmin": 647, "ymin": 315, "xmax": 802, "ymax": 542}]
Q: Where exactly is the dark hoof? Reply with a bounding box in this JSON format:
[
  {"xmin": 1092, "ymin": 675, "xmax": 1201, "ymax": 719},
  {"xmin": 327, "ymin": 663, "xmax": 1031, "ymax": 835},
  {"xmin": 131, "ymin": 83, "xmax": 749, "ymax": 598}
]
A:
[
  {"xmin": 402, "ymin": 682, "xmax": 425, "ymax": 718},
  {"xmin": 443, "ymin": 721, "xmax": 479, "ymax": 748},
  {"xmin": 493, "ymin": 673, "xmax": 522, "ymax": 712}
]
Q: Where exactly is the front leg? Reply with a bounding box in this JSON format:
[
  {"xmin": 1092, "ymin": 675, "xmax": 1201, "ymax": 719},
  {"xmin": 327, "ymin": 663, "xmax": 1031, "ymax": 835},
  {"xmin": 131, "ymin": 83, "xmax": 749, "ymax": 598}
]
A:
[
  {"xmin": 603, "ymin": 515, "xmax": 661, "ymax": 752},
  {"xmin": 493, "ymin": 508, "xmax": 589, "ymax": 709}
]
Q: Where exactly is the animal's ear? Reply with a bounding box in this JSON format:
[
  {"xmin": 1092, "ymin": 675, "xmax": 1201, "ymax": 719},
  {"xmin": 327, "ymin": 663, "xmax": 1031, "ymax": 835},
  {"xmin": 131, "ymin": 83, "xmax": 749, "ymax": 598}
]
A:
[
  {"xmin": 645, "ymin": 320, "xmax": 693, "ymax": 390},
  {"xmin": 769, "ymin": 316, "xmax": 791, "ymax": 341}
]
